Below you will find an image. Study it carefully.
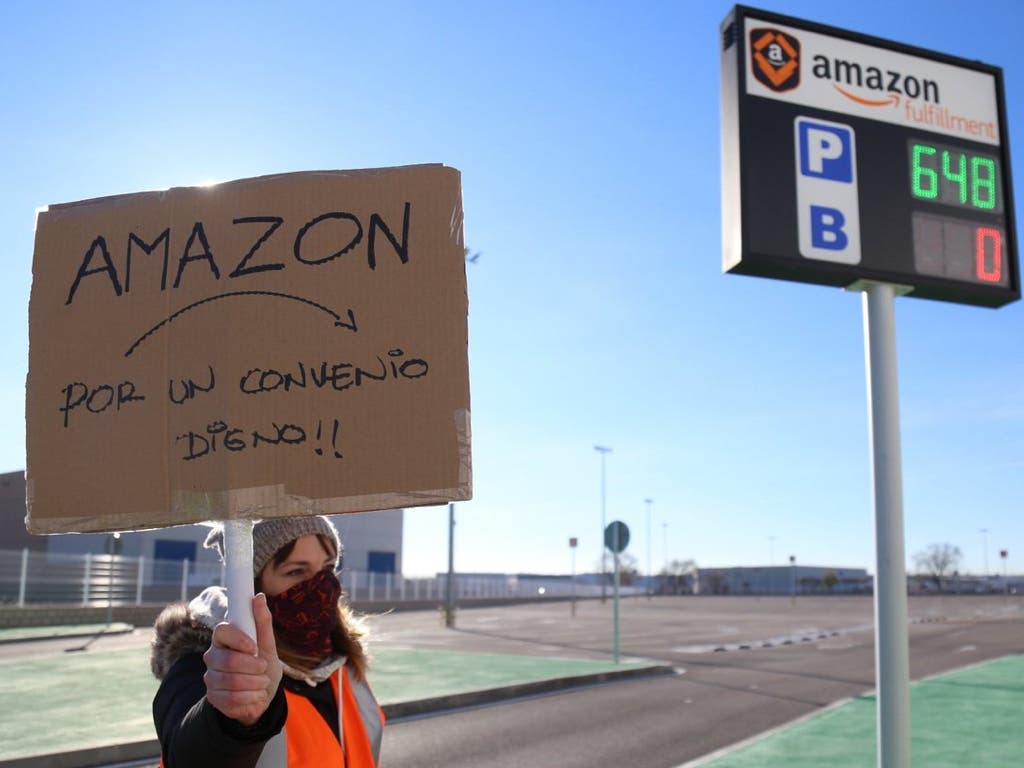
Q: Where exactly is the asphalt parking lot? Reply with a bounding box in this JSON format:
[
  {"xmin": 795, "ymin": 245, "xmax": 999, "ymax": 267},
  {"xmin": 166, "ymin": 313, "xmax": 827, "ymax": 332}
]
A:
[{"xmin": 0, "ymin": 594, "xmax": 1020, "ymax": 768}]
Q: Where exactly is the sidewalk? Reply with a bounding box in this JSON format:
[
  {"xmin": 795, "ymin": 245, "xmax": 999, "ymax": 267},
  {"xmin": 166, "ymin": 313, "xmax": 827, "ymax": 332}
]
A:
[
  {"xmin": 683, "ymin": 654, "xmax": 1024, "ymax": 768},
  {"xmin": 0, "ymin": 615, "xmax": 669, "ymax": 767}
]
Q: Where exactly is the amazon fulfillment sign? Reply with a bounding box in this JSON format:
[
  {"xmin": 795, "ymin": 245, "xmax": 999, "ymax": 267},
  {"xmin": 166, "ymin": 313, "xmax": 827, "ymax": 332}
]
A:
[{"xmin": 720, "ymin": 5, "xmax": 1019, "ymax": 307}]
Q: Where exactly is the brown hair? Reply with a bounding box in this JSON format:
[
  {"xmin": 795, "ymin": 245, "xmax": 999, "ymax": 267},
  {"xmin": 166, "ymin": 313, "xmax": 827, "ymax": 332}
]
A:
[{"xmin": 257, "ymin": 534, "xmax": 369, "ymax": 680}]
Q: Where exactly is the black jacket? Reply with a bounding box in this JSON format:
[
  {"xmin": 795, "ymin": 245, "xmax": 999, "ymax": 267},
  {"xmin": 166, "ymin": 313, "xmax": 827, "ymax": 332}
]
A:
[{"xmin": 151, "ymin": 598, "xmax": 342, "ymax": 768}]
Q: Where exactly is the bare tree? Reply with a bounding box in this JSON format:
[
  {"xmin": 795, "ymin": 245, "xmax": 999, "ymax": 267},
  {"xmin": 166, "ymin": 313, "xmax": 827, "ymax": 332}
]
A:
[
  {"xmin": 617, "ymin": 552, "xmax": 639, "ymax": 586},
  {"xmin": 663, "ymin": 558, "xmax": 696, "ymax": 575},
  {"xmin": 658, "ymin": 558, "xmax": 697, "ymax": 594},
  {"xmin": 592, "ymin": 552, "xmax": 640, "ymax": 586},
  {"xmin": 914, "ymin": 543, "xmax": 962, "ymax": 591}
]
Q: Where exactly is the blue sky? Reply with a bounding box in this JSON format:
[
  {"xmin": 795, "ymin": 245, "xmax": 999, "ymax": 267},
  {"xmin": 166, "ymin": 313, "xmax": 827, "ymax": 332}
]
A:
[{"xmin": 3, "ymin": 1, "xmax": 1022, "ymax": 578}]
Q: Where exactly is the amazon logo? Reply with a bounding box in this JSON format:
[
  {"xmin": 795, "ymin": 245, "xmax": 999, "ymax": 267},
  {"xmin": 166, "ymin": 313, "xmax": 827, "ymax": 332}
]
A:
[
  {"xmin": 810, "ymin": 55, "xmax": 941, "ymax": 108},
  {"xmin": 750, "ymin": 27, "xmax": 801, "ymax": 92}
]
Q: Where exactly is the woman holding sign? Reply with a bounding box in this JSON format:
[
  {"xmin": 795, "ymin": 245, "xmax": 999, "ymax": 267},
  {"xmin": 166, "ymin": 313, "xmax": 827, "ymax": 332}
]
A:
[{"xmin": 150, "ymin": 516, "xmax": 384, "ymax": 767}]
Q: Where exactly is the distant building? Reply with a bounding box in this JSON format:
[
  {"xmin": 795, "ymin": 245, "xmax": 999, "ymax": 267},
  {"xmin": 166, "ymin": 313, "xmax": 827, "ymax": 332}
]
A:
[
  {"xmin": 434, "ymin": 572, "xmax": 635, "ymax": 599},
  {"xmin": 0, "ymin": 470, "xmax": 404, "ymax": 576},
  {"xmin": 696, "ymin": 565, "xmax": 870, "ymax": 595},
  {"xmin": 0, "ymin": 472, "xmax": 39, "ymax": 553}
]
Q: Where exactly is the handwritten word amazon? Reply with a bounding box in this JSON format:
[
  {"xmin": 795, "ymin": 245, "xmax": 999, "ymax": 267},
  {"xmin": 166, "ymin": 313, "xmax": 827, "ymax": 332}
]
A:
[{"xmin": 65, "ymin": 204, "xmax": 411, "ymax": 306}]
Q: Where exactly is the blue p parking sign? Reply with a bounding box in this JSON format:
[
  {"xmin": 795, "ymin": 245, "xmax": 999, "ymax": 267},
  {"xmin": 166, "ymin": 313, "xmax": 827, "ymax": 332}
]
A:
[
  {"xmin": 798, "ymin": 120, "xmax": 853, "ymax": 181},
  {"xmin": 795, "ymin": 116, "xmax": 861, "ymax": 264}
]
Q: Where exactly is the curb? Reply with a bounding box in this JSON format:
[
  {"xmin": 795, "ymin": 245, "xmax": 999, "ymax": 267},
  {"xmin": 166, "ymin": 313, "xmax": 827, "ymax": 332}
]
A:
[
  {"xmin": 0, "ymin": 739, "xmax": 159, "ymax": 768},
  {"xmin": 0, "ymin": 626, "xmax": 135, "ymax": 646},
  {"xmin": 383, "ymin": 662, "xmax": 678, "ymax": 719},
  {"xmin": 0, "ymin": 664, "xmax": 676, "ymax": 768}
]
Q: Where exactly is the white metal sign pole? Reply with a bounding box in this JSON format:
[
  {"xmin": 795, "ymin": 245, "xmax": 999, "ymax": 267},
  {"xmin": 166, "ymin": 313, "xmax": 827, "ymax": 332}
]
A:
[
  {"xmin": 612, "ymin": 544, "xmax": 621, "ymax": 665},
  {"xmin": 861, "ymin": 281, "xmax": 911, "ymax": 768},
  {"xmin": 223, "ymin": 519, "xmax": 257, "ymax": 643}
]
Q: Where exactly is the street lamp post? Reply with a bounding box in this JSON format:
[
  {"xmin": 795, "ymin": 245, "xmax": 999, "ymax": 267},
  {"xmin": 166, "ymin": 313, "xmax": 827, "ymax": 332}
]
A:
[
  {"xmin": 980, "ymin": 528, "xmax": 990, "ymax": 580},
  {"xmin": 444, "ymin": 503, "xmax": 456, "ymax": 628},
  {"xmin": 105, "ymin": 533, "xmax": 121, "ymax": 627},
  {"xmin": 662, "ymin": 522, "xmax": 668, "ymax": 571},
  {"xmin": 789, "ymin": 554, "xmax": 796, "ymax": 606},
  {"xmin": 594, "ymin": 446, "xmax": 612, "ymax": 603},
  {"xmin": 570, "ymin": 537, "xmax": 578, "ymax": 617},
  {"xmin": 1000, "ymin": 549, "xmax": 1009, "ymax": 602},
  {"xmin": 645, "ymin": 498, "xmax": 653, "ymax": 598}
]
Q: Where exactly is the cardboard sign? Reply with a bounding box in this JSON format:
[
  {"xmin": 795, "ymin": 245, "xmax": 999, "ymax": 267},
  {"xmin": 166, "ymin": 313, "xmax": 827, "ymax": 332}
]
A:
[{"xmin": 26, "ymin": 165, "xmax": 471, "ymax": 534}]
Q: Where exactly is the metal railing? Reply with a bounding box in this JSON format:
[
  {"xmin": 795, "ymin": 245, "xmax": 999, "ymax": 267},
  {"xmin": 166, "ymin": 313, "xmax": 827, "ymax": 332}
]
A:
[{"xmin": 0, "ymin": 548, "xmax": 622, "ymax": 607}]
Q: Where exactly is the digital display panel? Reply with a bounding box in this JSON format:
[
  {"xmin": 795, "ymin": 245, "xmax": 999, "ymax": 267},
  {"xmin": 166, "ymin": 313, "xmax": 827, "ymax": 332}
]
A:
[
  {"xmin": 720, "ymin": 5, "xmax": 1019, "ymax": 308},
  {"xmin": 909, "ymin": 139, "xmax": 1002, "ymax": 213},
  {"xmin": 912, "ymin": 212, "xmax": 1007, "ymax": 285},
  {"xmin": 909, "ymin": 134, "xmax": 1008, "ymax": 286}
]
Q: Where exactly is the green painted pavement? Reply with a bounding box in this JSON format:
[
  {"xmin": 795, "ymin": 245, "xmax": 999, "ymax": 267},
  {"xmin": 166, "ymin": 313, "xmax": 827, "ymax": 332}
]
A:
[
  {"xmin": 694, "ymin": 655, "xmax": 1024, "ymax": 768},
  {"xmin": 0, "ymin": 646, "xmax": 159, "ymax": 760},
  {"xmin": 0, "ymin": 644, "xmax": 644, "ymax": 760}
]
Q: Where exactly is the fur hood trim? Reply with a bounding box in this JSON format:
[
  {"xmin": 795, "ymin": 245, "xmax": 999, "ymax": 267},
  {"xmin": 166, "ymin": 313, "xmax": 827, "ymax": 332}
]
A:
[
  {"xmin": 150, "ymin": 600, "xmax": 213, "ymax": 680},
  {"xmin": 150, "ymin": 586, "xmax": 227, "ymax": 680}
]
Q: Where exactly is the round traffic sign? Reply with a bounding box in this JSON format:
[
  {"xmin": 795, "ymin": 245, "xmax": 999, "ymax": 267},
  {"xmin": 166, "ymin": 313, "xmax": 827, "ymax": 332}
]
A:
[{"xmin": 604, "ymin": 521, "xmax": 630, "ymax": 554}]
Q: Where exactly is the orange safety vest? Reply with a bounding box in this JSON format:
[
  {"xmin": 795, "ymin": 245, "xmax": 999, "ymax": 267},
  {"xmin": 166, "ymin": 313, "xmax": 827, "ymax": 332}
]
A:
[
  {"xmin": 282, "ymin": 666, "xmax": 384, "ymax": 767},
  {"xmin": 160, "ymin": 666, "xmax": 384, "ymax": 768}
]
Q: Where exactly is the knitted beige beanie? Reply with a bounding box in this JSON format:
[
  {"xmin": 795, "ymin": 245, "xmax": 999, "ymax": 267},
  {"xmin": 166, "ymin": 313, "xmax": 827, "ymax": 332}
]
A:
[{"xmin": 204, "ymin": 516, "xmax": 342, "ymax": 576}]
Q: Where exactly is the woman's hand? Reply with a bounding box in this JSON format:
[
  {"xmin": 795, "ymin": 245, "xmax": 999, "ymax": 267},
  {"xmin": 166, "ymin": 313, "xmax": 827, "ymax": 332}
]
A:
[{"xmin": 203, "ymin": 593, "xmax": 284, "ymax": 726}]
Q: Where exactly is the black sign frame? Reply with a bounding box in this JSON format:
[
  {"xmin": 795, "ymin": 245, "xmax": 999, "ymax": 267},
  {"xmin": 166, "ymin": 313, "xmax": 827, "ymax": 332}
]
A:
[{"xmin": 720, "ymin": 5, "xmax": 1019, "ymax": 308}]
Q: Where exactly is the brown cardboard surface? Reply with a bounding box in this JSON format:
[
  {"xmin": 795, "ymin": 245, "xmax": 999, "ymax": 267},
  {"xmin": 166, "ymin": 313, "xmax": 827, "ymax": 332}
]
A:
[{"xmin": 26, "ymin": 165, "xmax": 471, "ymax": 534}]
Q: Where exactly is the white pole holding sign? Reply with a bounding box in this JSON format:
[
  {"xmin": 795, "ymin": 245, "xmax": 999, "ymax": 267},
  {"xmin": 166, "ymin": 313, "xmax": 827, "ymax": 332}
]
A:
[
  {"xmin": 860, "ymin": 281, "xmax": 912, "ymax": 768},
  {"xmin": 223, "ymin": 519, "xmax": 256, "ymax": 643},
  {"xmin": 613, "ymin": 543, "xmax": 620, "ymax": 664}
]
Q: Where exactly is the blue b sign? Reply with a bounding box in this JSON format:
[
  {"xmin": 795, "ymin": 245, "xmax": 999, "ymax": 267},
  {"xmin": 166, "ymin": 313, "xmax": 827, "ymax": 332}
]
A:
[{"xmin": 795, "ymin": 116, "xmax": 861, "ymax": 265}]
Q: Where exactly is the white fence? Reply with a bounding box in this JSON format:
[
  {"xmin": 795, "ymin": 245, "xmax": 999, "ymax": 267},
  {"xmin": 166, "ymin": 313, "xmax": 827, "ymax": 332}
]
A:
[{"xmin": 0, "ymin": 548, "xmax": 621, "ymax": 607}]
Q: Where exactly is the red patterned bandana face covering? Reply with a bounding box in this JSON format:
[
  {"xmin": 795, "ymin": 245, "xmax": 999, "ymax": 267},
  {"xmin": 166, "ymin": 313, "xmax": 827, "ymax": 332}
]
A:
[{"xmin": 265, "ymin": 568, "xmax": 342, "ymax": 660}]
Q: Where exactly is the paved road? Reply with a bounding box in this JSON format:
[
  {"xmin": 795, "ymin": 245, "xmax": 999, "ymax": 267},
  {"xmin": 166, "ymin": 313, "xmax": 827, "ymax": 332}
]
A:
[
  {"xmin": 373, "ymin": 595, "xmax": 1023, "ymax": 768},
  {"xmin": 4, "ymin": 594, "xmax": 1019, "ymax": 768}
]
